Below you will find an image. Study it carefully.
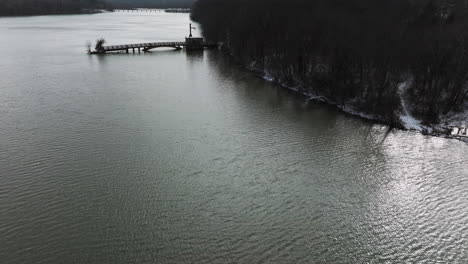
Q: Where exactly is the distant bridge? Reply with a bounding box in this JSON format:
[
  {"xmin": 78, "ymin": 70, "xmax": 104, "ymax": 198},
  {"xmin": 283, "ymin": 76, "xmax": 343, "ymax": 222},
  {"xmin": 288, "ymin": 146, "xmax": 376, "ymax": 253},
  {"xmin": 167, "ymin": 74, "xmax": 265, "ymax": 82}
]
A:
[
  {"xmin": 113, "ymin": 9, "xmax": 190, "ymax": 13},
  {"xmin": 114, "ymin": 9, "xmax": 162, "ymax": 12}
]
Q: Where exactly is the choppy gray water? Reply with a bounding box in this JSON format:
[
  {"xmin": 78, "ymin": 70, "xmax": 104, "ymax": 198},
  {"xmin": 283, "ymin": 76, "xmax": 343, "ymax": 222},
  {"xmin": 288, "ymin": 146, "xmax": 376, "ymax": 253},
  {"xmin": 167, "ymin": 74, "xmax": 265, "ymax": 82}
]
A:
[{"xmin": 0, "ymin": 12, "xmax": 467, "ymax": 264}]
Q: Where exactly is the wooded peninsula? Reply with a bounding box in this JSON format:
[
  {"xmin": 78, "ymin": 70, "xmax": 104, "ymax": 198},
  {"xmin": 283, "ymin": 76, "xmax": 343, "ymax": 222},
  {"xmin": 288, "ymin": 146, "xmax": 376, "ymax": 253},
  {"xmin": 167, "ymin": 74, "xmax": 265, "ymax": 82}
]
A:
[{"xmin": 192, "ymin": 0, "xmax": 468, "ymax": 129}]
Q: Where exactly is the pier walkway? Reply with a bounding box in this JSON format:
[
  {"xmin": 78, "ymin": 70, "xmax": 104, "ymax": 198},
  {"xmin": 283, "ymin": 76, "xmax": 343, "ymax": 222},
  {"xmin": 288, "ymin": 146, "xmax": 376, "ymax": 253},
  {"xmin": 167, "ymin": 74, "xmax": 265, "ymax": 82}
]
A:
[
  {"xmin": 90, "ymin": 24, "xmax": 218, "ymax": 54},
  {"xmin": 91, "ymin": 41, "xmax": 218, "ymax": 54}
]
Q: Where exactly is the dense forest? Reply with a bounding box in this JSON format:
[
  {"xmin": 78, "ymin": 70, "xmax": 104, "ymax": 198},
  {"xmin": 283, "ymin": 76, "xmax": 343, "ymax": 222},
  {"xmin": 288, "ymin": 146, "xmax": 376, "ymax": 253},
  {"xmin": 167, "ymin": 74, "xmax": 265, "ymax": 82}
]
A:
[
  {"xmin": 0, "ymin": 0, "xmax": 109, "ymax": 16},
  {"xmin": 192, "ymin": 0, "xmax": 468, "ymax": 126}
]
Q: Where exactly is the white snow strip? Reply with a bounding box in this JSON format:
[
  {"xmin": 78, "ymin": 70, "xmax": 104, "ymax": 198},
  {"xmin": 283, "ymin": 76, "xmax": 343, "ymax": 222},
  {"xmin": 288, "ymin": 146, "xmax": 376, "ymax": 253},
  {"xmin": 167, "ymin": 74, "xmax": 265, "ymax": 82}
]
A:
[
  {"xmin": 398, "ymin": 80, "xmax": 423, "ymax": 130},
  {"xmin": 263, "ymin": 74, "xmax": 274, "ymax": 82}
]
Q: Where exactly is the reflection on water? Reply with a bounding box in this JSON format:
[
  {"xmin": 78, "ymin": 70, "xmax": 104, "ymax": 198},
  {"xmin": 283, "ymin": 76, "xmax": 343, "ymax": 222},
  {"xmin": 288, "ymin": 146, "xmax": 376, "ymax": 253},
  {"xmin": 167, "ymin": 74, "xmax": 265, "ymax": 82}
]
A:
[
  {"xmin": 0, "ymin": 12, "xmax": 467, "ymax": 264},
  {"xmin": 186, "ymin": 50, "xmax": 205, "ymax": 60}
]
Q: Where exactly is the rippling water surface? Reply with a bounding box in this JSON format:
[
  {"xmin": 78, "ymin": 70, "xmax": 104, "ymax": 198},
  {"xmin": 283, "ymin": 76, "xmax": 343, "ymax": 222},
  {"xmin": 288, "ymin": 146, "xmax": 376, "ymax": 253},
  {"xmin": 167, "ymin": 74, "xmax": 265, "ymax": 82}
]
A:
[{"xmin": 0, "ymin": 12, "xmax": 467, "ymax": 264}]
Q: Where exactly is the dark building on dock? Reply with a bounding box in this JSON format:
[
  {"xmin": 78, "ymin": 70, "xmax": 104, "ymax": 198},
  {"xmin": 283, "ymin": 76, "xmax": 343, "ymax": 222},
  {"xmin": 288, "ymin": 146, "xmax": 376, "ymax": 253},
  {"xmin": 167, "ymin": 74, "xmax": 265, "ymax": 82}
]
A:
[
  {"xmin": 185, "ymin": 23, "xmax": 204, "ymax": 50},
  {"xmin": 185, "ymin": 37, "xmax": 204, "ymax": 50}
]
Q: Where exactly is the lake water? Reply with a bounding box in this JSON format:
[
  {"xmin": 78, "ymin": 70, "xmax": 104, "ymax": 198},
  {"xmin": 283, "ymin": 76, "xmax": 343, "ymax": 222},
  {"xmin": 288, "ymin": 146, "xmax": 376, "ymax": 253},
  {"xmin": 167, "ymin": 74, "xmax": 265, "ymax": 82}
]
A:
[{"xmin": 0, "ymin": 11, "xmax": 467, "ymax": 264}]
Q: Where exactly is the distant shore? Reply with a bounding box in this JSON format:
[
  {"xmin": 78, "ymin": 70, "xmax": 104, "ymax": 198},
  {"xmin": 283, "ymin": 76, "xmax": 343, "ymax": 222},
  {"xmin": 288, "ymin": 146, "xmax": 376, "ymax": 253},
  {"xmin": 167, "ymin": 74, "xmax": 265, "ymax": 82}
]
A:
[
  {"xmin": 0, "ymin": 9, "xmax": 108, "ymax": 17},
  {"xmin": 0, "ymin": 7, "xmax": 192, "ymax": 17}
]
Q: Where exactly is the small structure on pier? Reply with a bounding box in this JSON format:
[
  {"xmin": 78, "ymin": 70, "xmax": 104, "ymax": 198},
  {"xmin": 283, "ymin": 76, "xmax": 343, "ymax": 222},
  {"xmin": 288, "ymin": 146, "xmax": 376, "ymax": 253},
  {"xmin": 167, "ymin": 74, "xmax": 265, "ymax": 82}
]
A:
[
  {"xmin": 185, "ymin": 23, "xmax": 204, "ymax": 50},
  {"xmin": 89, "ymin": 23, "xmax": 217, "ymax": 54},
  {"xmin": 185, "ymin": 24, "xmax": 204, "ymax": 50},
  {"xmin": 185, "ymin": 37, "xmax": 204, "ymax": 50}
]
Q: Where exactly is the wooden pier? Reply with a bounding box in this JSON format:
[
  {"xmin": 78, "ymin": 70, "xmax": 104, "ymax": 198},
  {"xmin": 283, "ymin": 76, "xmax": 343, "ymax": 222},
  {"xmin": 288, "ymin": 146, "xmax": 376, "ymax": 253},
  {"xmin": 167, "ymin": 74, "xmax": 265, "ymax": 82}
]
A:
[
  {"xmin": 90, "ymin": 24, "xmax": 218, "ymax": 54},
  {"xmin": 90, "ymin": 39, "xmax": 218, "ymax": 54}
]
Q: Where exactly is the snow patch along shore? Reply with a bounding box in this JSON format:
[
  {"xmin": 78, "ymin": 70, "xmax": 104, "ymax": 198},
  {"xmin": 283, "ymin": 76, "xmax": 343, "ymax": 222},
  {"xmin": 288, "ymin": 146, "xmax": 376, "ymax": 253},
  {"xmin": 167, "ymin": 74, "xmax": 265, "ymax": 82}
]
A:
[
  {"xmin": 254, "ymin": 63, "xmax": 467, "ymax": 139},
  {"xmin": 397, "ymin": 80, "xmax": 425, "ymax": 131},
  {"xmin": 396, "ymin": 80, "xmax": 468, "ymax": 138}
]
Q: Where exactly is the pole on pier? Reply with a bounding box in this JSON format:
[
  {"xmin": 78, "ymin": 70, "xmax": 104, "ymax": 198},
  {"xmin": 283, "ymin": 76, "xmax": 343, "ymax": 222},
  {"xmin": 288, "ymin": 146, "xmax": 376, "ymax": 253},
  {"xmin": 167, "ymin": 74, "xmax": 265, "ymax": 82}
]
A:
[
  {"xmin": 126, "ymin": 49, "xmax": 129, "ymax": 54},
  {"xmin": 138, "ymin": 48, "xmax": 141, "ymax": 54},
  {"xmin": 133, "ymin": 48, "xmax": 135, "ymax": 53},
  {"xmin": 189, "ymin": 23, "xmax": 196, "ymax": 38}
]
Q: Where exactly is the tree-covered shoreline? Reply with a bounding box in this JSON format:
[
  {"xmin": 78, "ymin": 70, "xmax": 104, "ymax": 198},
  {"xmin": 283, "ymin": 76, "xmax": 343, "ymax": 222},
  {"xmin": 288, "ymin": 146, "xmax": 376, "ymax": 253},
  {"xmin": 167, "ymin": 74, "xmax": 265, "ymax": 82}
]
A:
[
  {"xmin": 0, "ymin": 0, "xmax": 109, "ymax": 16},
  {"xmin": 192, "ymin": 0, "xmax": 468, "ymax": 129}
]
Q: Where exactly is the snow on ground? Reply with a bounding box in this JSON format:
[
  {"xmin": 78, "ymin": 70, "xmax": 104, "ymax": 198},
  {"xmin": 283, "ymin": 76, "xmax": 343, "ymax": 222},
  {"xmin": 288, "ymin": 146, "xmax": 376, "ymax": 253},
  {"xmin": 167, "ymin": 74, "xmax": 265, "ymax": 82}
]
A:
[
  {"xmin": 398, "ymin": 80, "xmax": 425, "ymax": 130},
  {"xmin": 253, "ymin": 64, "xmax": 467, "ymax": 137},
  {"xmin": 437, "ymin": 103, "xmax": 468, "ymax": 139},
  {"xmin": 263, "ymin": 74, "xmax": 274, "ymax": 82},
  {"xmin": 397, "ymin": 80, "xmax": 468, "ymax": 138}
]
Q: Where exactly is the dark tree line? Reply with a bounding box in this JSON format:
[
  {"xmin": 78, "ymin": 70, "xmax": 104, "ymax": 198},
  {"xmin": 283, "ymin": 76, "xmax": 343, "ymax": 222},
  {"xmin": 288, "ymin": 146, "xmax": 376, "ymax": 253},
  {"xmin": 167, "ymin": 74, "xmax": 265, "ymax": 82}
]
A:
[
  {"xmin": 192, "ymin": 0, "xmax": 468, "ymax": 124},
  {"xmin": 0, "ymin": 0, "xmax": 108, "ymax": 16},
  {"xmin": 0, "ymin": 0, "xmax": 195, "ymax": 16}
]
